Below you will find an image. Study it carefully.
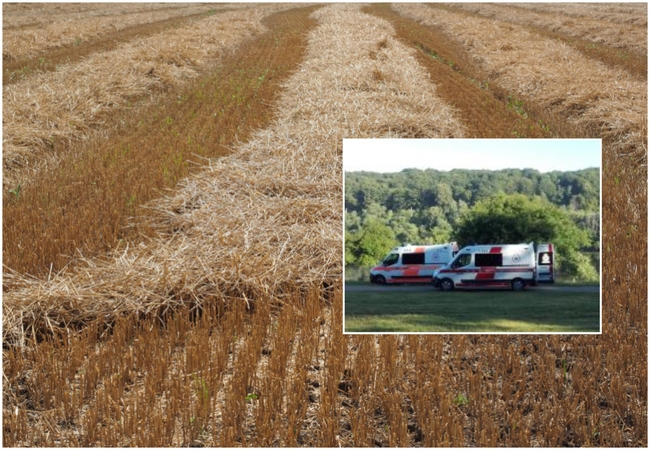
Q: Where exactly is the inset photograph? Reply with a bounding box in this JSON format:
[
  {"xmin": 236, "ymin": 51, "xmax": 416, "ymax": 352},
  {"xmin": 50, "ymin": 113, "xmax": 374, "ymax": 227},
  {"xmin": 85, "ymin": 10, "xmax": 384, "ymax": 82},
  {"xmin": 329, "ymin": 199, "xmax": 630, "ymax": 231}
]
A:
[{"xmin": 343, "ymin": 138, "xmax": 601, "ymax": 334}]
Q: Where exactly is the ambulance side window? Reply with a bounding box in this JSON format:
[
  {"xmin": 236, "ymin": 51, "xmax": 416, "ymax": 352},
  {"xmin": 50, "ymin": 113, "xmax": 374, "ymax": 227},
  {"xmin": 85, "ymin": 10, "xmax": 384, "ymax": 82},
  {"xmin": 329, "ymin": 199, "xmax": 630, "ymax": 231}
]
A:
[
  {"xmin": 451, "ymin": 253, "xmax": 471, "ymax": 268},
  {"xmin": 383, "ymin": 253, "xmax": 399, "ymax": 266},
  {"xmin": 402, "ymin": 253, "xmax": 425, "ymax": 265},
  {"xmin": 475, "ymin": 253, "xmax": 503, "ymax": 267}
]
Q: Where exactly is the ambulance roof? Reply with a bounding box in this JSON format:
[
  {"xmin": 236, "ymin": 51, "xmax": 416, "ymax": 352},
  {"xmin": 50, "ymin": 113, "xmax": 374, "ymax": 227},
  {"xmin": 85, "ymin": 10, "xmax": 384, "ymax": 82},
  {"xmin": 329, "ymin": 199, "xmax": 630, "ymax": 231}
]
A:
[
  {"xmin": 459, "ymin": 243, "xmax": 533, "ymax": 252},
  {"xmin": 391, "ymin": 242, "xmax": 457, "ymax": 252}
]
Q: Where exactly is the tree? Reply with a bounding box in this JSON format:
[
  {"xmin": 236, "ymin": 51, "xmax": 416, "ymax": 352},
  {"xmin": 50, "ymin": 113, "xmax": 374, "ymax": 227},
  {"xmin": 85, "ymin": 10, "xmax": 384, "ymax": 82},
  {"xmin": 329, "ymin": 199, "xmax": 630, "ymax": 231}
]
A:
[
  {"xmin": 388, "ymin": 209, "xmax": 420, "ymax": 245},
  {"xmin": 424, "ymin": 222, "xmax": 453, "ymax": 244},
  {"xmin": 346, "ymin": 218, "xmax": 397, "ymax": 267},
  {"xmin": 455, "ymin": 193, "xmax": 597, "ymax": 281},
  {"xmin": 344, "ymin": 168, "xmax": 600, "ymax": 278},
  {"xmin": 344, "ymin": 210, "xmax": 363, "ymax": 266},
  {"xmin": 345, "ymin": 232, "xmax": 359, "ymax": 266},
  {"xmin": 416, "ymin": 206, "xmax": 453, "ymax": 243}
]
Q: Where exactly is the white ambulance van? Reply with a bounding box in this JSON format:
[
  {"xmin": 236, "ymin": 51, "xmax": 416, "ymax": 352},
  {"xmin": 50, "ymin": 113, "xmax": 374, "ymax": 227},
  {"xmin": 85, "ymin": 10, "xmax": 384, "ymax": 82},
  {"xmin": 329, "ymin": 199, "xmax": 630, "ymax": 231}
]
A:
[
  {"xmin": 370, "ymin": 242, "xmax": 459, "ymax": 284},
  {"xmin": 432, "ymin": 242, "xmax": 554, "ymax": 291}
]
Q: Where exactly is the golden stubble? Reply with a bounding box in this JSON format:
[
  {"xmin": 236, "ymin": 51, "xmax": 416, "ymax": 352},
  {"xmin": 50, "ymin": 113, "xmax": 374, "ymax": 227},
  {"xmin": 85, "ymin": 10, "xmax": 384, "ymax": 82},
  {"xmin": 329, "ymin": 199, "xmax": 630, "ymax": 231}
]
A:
[{"xmin": 2, "ymin": 3, "xmax": 646, "ymax": 447}]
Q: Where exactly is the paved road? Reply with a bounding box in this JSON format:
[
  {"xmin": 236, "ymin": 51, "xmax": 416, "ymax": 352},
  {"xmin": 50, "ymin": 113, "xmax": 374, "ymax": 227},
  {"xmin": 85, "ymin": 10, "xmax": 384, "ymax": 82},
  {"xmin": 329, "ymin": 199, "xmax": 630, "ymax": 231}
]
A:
[{"xmin": 345, "ymin": 284, "xmax": 600, "ymax": 294}]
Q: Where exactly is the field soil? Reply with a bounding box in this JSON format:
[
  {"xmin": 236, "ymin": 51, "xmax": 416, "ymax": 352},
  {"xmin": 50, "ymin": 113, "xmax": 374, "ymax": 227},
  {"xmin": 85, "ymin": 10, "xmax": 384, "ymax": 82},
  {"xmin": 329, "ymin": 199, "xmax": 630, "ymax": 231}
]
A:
[{"xmin": 3, "ymin": 3, "xmax": 647, "ymax": 447}]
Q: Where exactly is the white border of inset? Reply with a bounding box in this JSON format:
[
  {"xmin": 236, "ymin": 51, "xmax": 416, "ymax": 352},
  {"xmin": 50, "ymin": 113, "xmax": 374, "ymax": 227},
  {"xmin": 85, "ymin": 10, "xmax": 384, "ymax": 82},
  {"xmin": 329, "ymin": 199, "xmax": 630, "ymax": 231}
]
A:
[{"xmin": 342, "ymin": 138, "xmax": 603, "ymax": 335}]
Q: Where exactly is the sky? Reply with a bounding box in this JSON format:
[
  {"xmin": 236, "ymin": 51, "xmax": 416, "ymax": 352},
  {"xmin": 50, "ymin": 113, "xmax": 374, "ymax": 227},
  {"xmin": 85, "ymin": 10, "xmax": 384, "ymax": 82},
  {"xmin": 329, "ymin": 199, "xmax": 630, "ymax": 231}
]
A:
[{"xmin": 343, "ymin": 139, "xmax": 601, "ymax": 173}]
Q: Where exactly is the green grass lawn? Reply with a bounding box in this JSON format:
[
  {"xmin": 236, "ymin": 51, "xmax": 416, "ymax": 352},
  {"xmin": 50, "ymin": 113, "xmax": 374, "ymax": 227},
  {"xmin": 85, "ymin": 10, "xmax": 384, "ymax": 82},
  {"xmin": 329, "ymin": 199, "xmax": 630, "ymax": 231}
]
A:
[{"xmin": 344, "ymin": 287, "xmax": 600, "ymax": 333}]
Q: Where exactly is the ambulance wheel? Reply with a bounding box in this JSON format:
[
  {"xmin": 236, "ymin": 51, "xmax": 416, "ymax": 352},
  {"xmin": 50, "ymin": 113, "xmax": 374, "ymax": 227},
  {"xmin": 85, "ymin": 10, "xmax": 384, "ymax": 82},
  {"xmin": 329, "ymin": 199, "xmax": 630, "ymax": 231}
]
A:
[
  {"xmin": 440, "ymin": 278, "xmax": 454, "ymax": 291},
  {"xmin": 511, "ymin": 278, "xmax": 525, "ymax": 291},
  {"xmin": 375, "ymin": 275, "xmax": 386, "ymax": 285}
]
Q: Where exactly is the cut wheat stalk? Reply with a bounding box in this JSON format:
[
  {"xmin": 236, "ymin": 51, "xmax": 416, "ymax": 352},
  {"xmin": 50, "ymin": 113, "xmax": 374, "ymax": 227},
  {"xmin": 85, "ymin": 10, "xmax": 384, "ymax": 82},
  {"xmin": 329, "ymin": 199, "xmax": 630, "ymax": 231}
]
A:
[
  {"xmin": 3, "ymin": 3, "xmax": 464, "ymax": 347},
  {"xmin": 2, "ymin": 3, "xmax": 298, "ymax": 187},
  {"xmin": 394, "ymin": 3, "xmax": 647, "ymax": 163}
]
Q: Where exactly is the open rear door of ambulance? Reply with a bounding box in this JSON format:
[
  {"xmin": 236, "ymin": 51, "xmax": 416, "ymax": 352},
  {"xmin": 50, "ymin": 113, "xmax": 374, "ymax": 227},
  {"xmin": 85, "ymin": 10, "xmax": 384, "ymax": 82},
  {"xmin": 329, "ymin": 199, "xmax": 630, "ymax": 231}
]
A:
[{"xmin": 535, "ymin": 243, "xmax": 554, "ymax": 284}]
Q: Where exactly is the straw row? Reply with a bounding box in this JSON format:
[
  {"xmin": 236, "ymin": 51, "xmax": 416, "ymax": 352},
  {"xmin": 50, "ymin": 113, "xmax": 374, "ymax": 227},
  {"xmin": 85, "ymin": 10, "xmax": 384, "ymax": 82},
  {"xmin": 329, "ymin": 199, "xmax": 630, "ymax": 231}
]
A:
[
  {"xmin": 509, "ymin": 2, "xmax": 647, "ymax": 26},
  {"xmin": 2, "ymin": 3, "xmax": 296, "ymax": 187},
  {"xmin": 2, "ymin": 4, "xmax": 646, "ymax": 447},
  {"xmin": 442, "ymin": 2, "xmax": 646, "ymax": 56},
  {"xmin": 2, "ymin": 3, "xmax": 223, "ymax": 62},
  {"xmin": 394, "ymin": 3, "xmax": 647, "ymax": 159},
  {"xmin": 2, "ymin": 3, "xmax": 213, "ymax": 29},
  {"xmin": 2, "ymin": 3, "xmax": 464, "ymax": 346}
]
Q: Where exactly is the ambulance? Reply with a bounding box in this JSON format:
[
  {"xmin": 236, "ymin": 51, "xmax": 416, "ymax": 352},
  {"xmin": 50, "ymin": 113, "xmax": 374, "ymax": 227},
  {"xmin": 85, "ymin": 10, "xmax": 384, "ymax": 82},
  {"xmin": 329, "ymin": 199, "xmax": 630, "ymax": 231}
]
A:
[
  {"xmin": 432, "ymin": 242, "xmax": 554, "ymax": 291},
  {"xmin": 369, "ymin": 242, "xmax": 459, "ymax": 284}
]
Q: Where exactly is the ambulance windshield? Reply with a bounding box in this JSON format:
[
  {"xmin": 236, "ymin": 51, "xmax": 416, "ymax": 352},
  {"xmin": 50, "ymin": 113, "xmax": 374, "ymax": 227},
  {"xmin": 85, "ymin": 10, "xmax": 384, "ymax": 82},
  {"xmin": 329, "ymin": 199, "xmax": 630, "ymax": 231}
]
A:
[
  {"xmin": 451, "ymin": 253, "xmax": 472, "ymax": 269},
  {"xmin": 382, "ymin": 253, "xmax": 399, "ymax": 266}
]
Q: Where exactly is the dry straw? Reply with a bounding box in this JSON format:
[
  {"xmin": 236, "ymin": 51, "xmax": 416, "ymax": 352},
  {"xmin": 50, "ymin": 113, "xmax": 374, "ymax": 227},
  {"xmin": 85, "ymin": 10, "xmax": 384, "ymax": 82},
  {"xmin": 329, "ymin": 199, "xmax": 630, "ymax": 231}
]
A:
[
  {"xmin": 443, "ymin": 2, "xmax": 647, "ymax": 55},
  {"xmin": 3, "ymin": 4, "xmax": 646, "ymax": 447},
  {"xmin": 508, "ymin": 2, "xmax": 647, "ymax": 27},
  {"xmin": 2, "ymin": 3, "xmax": 295, "ymax": 186},
  {"xmin": 395, "ymin": 3, "xmax": 647, "ymax": 161},
  {"xmin": 2, "ymin": 3, "xmax": 222, "ymax": 61},
  {"xmin": 3, "ymin": 3, "xmax": 465, "ymax": 346},
  {"xmin": 3, "ymin": 3, "xmax": 198, "ymax": 29}
]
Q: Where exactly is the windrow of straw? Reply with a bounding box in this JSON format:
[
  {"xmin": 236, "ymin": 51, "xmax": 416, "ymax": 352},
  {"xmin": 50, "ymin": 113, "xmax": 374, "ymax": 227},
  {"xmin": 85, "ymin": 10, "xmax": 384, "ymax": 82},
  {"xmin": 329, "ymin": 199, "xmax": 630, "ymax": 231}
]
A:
[
  {"xmin": 3, "ymin": 4, "xmax": 647, "ymax": 446},
  {"xmin": 366, "ymin": 3, "xmax": 552, "ymax": 139},
  {"xmin": 442, "ymin": 2, "xmax": 647, "ymax": 56},
  {"xmin": 509, "ymin": 2, "xmax": 647, "ymax": 26},
  {"xmin": 3, "ymin": 5, "xmax": 320, "ymax": 277},
  {"xmin": 2, "ymin": 3, "xmax": 224, "ymax": 62},
  {"xmin": 3, "ymin": 282, "xmax": 330, "ymax": 446},
  {"xmin": 2, "ymin": 2, "xmax": 465, "ymax": 346},
  {"xmin": 2, "ymin": 2, "xmax": 201, "ymax": 28},
  {"xmin": 2, "ymin": 3, "xmax": 296, "ymax": 186},
  {"xmin": 394, "ymin": 3, "xmax": 647, "ymax": 163}
]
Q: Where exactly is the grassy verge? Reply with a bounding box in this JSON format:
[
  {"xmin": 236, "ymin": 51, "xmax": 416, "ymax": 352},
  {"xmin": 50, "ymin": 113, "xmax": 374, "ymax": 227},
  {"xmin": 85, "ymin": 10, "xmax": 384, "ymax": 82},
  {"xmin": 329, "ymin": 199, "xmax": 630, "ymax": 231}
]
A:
[
  {"xmin": 3, "ymin": 5, "xmax": 320, "ymax": 277},
  {"xmin": 344, "ymin": 288, "xmax": 600, "ymax": 332}
]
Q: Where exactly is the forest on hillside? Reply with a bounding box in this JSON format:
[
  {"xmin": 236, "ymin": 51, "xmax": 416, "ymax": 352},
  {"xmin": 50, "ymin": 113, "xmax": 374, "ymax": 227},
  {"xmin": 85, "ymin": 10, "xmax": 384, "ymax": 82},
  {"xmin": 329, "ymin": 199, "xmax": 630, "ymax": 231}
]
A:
[{"xmin": 345, "ymin": 168, "xmax": 600, "ymax": 281}]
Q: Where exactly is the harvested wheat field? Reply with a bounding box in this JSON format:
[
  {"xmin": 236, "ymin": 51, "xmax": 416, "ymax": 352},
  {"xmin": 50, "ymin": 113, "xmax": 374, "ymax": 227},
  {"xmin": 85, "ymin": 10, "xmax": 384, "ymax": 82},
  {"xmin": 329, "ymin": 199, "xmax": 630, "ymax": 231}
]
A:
[
  {"xmin": 444, "ymin": 2, "xmax": 646, "ymax": 54},
  {"xmin": 3, "ymin": 3, "xmax": 647, "ymax": 447},
  {"xmin": 3, "ymin": 3, "xmax": 219, "ymax": 62},
  {"xmin": 2, "ymin": 2, "xmax": 295, "ymax": 181},
  {"xmin": 2, "ymin": 3, "xmax": 263, "ymax": 86}
]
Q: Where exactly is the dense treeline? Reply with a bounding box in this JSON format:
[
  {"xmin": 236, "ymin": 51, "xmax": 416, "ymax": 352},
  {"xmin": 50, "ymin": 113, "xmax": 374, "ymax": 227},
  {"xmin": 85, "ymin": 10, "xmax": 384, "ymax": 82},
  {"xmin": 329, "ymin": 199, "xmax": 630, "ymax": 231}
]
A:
[
  {"xmin": 345, "ymin": 168, "xmax": 600, "ymax": 281},
  {"xmin": 346, "ymin": 168, "xmax": 600, "ymax": 214}
]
